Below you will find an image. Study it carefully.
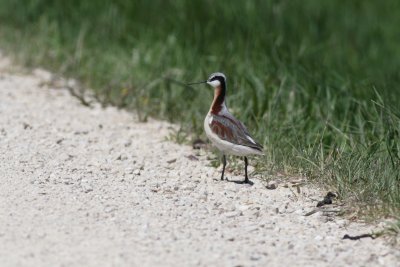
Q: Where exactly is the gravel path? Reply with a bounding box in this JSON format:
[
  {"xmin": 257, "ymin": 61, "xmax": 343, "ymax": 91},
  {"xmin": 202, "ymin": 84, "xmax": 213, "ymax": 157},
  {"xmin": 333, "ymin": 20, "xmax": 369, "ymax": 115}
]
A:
[{"xmin": 0, "ymin": 54, "xmax": 398, "ymax": 267}]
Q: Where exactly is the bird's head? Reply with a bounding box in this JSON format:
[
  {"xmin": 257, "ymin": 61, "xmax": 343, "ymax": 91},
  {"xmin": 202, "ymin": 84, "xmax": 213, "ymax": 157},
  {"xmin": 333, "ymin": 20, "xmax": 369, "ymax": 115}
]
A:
[
  {"xmin": 187, "ymin": 72, "xmax": 226, "ymax": 89},
  {"xmin": 206, "ymin": 72, "xmax": 226, "ymax": 88}
]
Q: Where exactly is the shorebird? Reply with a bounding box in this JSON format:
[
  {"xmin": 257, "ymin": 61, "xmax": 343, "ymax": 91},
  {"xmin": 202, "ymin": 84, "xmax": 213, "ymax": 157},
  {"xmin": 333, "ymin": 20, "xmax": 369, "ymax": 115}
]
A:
[{"xmin": 188, "ymin": 72, "xmax": 263, "ymax": 184}]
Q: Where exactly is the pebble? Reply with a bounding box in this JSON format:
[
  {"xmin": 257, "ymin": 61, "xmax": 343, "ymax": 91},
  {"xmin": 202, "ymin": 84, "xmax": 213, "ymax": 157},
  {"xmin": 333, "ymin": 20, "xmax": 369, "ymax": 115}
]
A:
[
  {"xmin": 250, "ymin": 254, "xmax": 261, "ymax": 261},
  {"xmin": 266, "ymin": 180, "xmax": 278, "ymax": 190},
  {"xmin": 235, "ymin": 205, "xmax": 249, "ymax": 212},
  {"xmin": 224, "ymin": 211, "xmax": 240, "ymax": 218},
  {"xmin": 82, "ymin": 184, "xmax": 93, "ymax": 193},
  {"xmin": 314, "ymin": 235, "xmax": 323, "ymax": 241}
]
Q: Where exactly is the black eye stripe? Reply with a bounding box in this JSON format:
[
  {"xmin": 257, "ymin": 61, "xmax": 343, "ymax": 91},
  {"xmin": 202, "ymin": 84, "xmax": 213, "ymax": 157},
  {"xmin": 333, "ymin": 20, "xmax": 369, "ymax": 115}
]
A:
[
  {"xmin": 209, "ymin": 76, "xmax": 224, "ymax": 82},
  {"xmin": 208, "ymin": 72, "xmax": 226, "ymax": 82}
]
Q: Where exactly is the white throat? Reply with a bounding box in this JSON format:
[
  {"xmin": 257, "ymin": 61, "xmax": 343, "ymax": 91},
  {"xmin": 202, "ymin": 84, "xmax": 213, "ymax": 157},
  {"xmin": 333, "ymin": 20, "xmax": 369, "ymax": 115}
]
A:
[{"xmin": 207, "ymin": 80, "xmax": 221, "ymax": 87}]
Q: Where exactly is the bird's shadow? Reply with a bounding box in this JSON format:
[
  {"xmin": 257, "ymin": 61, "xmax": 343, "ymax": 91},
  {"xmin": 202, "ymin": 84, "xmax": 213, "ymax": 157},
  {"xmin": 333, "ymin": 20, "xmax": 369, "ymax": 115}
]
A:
[{"xmin": 226, "ymin": 178, "xmax": 254, "ymax": 186}]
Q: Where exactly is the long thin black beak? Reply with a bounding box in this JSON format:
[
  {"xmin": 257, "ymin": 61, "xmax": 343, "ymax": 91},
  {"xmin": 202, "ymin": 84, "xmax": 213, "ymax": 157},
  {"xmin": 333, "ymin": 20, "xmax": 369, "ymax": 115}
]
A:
[{"xmin": 187, "ymin": 80, "xmax": 207, "ymax": 86}]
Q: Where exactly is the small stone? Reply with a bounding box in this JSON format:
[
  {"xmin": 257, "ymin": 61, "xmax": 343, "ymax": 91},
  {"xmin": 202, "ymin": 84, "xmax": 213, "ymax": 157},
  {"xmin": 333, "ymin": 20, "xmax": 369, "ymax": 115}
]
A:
[
  {"xmin": 246, "ymin": 226, "xmax": 259, "ymax": 232},
  {"xmin": 192, "ymin": 139, "xmax": 207, "ymax": 149},
  {"xmin": 124, "ymin": 140, "xmax": 132, "ymax": 147},
  {"xmin": 133, "ymin": 169, "xmax": 141, "ymax": 176},
  {"xmin": 125, "ymin": 167, "xmax": 134, "ymax": 174},
  {"xmin": 182, "ymin": 185, "xmax": 196, "ymax": 191},
  {"xmin": 104, "ymin": 206, "xmax": 116, "ymax": 213},
  {"xmin": 81, "ymin": 179, "xmax": 93, "ymax": 193},
  {"xmin": 250, "ymin": 255, "xmax": 261, "ymax": 261},
  {"xmin": 74, "ymin": 131, "xmax": 88, "ymax": 135},
  {"xmin": 185, "ymin": 155, "xmax": 199, "ymax": 161},
  {"xmin": 314, "ymin": 235, "xmax": 323, "ymax": 241},
  {"xmin": 23, "ymin": 122, "xmax": 32, "ymax": 130},
  {"xmin": 266, "ymin": 180, "xmax": 277, "ymax": 190},
  {"xmin": 82, "ymin": 184, "xmax": 93, "ymax": 193},
  {"xmin": 336, "ymin": 219, "xmax": 347, "ymax": 227},
  {"xmin": 295, "ymin": 209, "xmax": 304, "ymax": 215},
  {"xmin": 63, "ymin": 177, "xmax": 73, "ymax": 185},
  {"xmin": 236, "ymin": 205, "xmax": 249, "ymax": 212},
  {"xmin": 316, "ymin": 191, "xmax": 336, "ymax": 207},
  {"xmin": 167, "ymin": 158, "xmax": 177, "ymax": 164},
  {"xmin": 296, "ymin": 185, "xmax": 301, "ymax": 194},
  {"xmin": 224, "ymin": 211, "xmax": 240, "ymax": 218},
  {"xmin": 116, "ymin": 155, "xmax": 127, "ymax": 161}
]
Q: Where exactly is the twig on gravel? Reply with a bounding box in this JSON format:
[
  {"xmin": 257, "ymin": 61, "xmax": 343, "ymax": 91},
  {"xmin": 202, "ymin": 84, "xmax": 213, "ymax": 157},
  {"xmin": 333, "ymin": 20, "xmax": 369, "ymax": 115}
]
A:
[
  {"xmin": 304, "ymin": 208, "xmax": 342, "ymax": 217},
  {"xmin": 185, "ymin": 155, "xmax": 199, "ymax": 161},
  {"xmin": 304, "ymin": 209, "xmax": 319, "ymax": 216},
  {"xmin": 343, "ymin": 234, "xmax": 376, "ymax": 240},
  {"xmin": 317, "ymin": 192, "xmax": 337, "ymax": 207},
  {"xmin": 40, "ymin": 74, "xmax": 93, "ymax": 107},
  {"xmin": 65, "ymin": 85, "xmax": 92, "ymax": 107}
]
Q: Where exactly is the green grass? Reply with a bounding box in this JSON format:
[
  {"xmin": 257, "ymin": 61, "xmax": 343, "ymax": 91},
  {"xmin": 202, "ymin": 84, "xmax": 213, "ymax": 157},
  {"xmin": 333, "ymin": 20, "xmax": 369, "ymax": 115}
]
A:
[{"xmin": 0, "ymin": 0, "xmax": 399, "ymax": 217}]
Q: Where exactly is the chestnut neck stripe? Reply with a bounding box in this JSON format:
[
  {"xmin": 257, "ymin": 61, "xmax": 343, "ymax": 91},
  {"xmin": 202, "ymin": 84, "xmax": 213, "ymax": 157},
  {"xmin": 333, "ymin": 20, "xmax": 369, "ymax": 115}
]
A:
[{"xmin": 211, "ymin": 82, "xmax": 226, "ymax": 114}]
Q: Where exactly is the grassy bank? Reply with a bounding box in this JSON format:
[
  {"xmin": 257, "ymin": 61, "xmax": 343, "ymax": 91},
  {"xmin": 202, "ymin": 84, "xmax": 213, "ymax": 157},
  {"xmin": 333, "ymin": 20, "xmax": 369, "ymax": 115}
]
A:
[{"xmin": 0, "ymin": 0, "xmax": 399, "ymax": 216}]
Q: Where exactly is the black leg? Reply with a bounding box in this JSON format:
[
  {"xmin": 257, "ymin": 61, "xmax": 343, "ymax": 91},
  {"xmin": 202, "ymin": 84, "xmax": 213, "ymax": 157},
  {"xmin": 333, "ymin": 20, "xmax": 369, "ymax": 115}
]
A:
[
  {"xmin": 224, "ymin": 157, "xmax": 253, "ymax": 185},
  {"xmin": 244, "ymin": 156, "xmax": 250, "ymax": 183},
  {"xmin": 221, "ymin": 154, "xmax": 226, "ymax": 181}
]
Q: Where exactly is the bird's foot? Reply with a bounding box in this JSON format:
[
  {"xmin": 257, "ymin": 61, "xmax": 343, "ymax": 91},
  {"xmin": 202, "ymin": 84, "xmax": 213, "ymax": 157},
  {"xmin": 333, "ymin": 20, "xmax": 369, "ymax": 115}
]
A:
[{"xmin": 227, "ymin": 178, "xmax": 253, "ymax": 186}]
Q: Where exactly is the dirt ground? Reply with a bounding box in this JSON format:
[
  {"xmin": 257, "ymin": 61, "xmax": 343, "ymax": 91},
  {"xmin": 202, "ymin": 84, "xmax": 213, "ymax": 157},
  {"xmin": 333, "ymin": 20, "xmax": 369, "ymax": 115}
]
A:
[{"xmin": 0, "ymin": 53, "xmax": 398, "ymax": 267}]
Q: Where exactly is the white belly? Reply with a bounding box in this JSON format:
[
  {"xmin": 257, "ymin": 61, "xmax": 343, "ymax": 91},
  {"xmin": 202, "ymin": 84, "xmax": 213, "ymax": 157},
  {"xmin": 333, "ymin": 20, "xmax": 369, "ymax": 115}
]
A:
[{"xmin": 204, "ymin": 114, "xmax": 263, "ymax": 156}]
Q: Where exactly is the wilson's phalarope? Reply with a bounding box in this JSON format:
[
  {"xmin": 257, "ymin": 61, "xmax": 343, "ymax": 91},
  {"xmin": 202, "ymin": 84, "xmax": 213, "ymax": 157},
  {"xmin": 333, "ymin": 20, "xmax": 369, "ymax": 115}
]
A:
[{"xmin": 188, "ymin": 72, "xmax": 263, "ymax": 184}]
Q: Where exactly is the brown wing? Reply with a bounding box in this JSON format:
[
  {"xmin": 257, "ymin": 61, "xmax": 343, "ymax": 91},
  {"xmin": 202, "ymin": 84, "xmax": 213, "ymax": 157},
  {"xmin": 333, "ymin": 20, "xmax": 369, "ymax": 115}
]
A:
[{"xmin": 209, "ymin": 113, "xmax": 263, "ymax": 151}]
